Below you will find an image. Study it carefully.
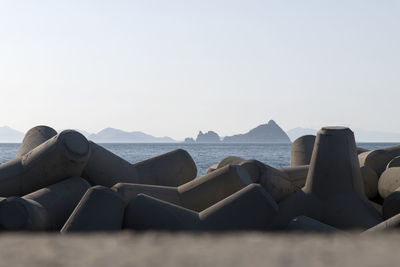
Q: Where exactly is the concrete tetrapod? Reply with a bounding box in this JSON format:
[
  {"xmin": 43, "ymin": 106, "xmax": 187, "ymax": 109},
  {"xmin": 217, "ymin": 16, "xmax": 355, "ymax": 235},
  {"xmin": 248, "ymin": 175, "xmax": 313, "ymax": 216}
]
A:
[
  {"xmin": 290, "ymin": 135, "xmax": 316, "ymax": 167},
  {"xmin": 0, "ymin": 177, "xmax": 90, "ymax": 230},
  {"xmin": 278, "ymin": 165, "xmax": 309, "ymax": 188},
  {"xmin": 378, "ymin": 167, "xmax": 400, "ymax": 199},
  {"xmin": 83, "ymin": 142, "xmax": 197, "ymax": 187},
  {"xmin": 205, "ymin": 156, "xmax": 261, "ymax": 183},
  {"xmin": 360, "ymin": 165, "xmax": 379, "ymax": 199},
  {"xmin": 381, "ymin": 144, "xmax": 400, "ymax": 159},
  {"xmin": 273, "ymin": 127, "xmax": 382, "ymax": 230},
  {"xmin": 113, "ymin": 165, "xmax": 253, "ymax": 212},
  {"xmin": 203, "ymin": 156, "xmax": 299, "ymax": 201},
  {"xmin": 16, "ymin": 125, "xmax": 57, "ymax": 157},
  {"xmin": 0, "ymin": 130, "xmax": 90, "ymax": 196},
  {"xmin": 382, "ymin": 187, "xmax": 400, "ymax": 219},
  {"xmin": 124, "ymin": 184, "xmax": 278, "ymax": 231},
  {"xmin": 386, "ymin": 156, "xmax": 400, "ymax": 169},
  {"xmin": 61, "ymin": 186, "xmax": 125, "ymax": 232},
  {"xmin": 363, "ymin": 213, "xmax": 400, "ymax": 233},
  {"xmin": 286, "ymin": 216, "xmax": 340, "ymax": 233},
  {"xmin": 358, "ymin": 150, "xmax": 394, "ymax": 177}
]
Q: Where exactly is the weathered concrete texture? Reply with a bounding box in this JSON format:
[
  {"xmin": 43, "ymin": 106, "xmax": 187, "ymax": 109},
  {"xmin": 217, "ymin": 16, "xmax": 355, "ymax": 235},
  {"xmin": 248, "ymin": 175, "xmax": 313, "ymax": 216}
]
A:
[
  {"xmin": 203, "ymin": 156, "xmax": 299, "ymax": 201},
  {"xmin": 206, "ymin": 156, "xmax": 261, "ymax": 183},
  {"xmin": 259, "ymin": 164, "xmax": 299, "ymax": 202},
  {"xmin": 114, "ymin": 165, "xmax": 252, "ymax": 212},
  {"xmin": 0, "ymin": 177, "xmax": 90, "ymax": 231},
  {"xmin": 124, "ymin": 184, "xmax": 278, "ymax": 231},
  {"xmin": 16, "ymin": 125, "xmax": 58, "ymax": 157},
  {"xmin": 83, "ymin": 142, "xmax": 197, "ymax": 187},
  {"xmin": 61, "ymin": 186, "xmax": 125, "ymax": 232},
  {"xmin": 0, "ymin": 130, "xmax": 90, "ymax": 196},
  {"xmin": 358, "ymin": 150, "xmax": 394, "ymax": 177},
  {"xmin": 387, "ymin": 156, "xmax": 400, "ymax": 169},
  {"xmin": 278, "ymin": 165, "xmax": 309, "ymax": 188},
  {"xmin": 356, "ymin": 146, "xmax": 370, "ymax": 155},
  {"xmin": 274, "ymin": 127, "xmax": 382, "ymax": 230},
  {"xmin": 363, "ymin": 213, "xmax": 400, "ymax": 233},
  {"xmin": 113, "ymin": 183, "xmax": 180, "ymax": 206},
  {"xmin": 378, "ymin": 167, "xmax": 400, "ymax": 199},
  {"xmin": 382, "ymin": 144, "xmax": 400, "ymax": 158},
  {"xmin": 3, "ymin": 233, "xmax": 400, "ymax": 267},
  {"xmin": 382, "ymin": 188, "xmax": 400, "ymax": 219},
  {"xmin": 360, "ymin": 165, "xmax": 379, "ymax": 199},
  {"xmin": 290, "ymin": 135, "xmax": 315, "ymax": 167},
  {"xmin": 286, "ymin": 216, "xmax": 339, "ymax": 232}
]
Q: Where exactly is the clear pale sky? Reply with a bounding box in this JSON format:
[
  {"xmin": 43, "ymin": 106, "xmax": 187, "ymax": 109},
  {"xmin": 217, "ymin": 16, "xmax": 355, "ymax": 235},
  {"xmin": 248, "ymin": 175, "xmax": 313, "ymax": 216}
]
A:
[{"xmin": 1, "ymin": 1, "xmax": 399, "ymax": 140}]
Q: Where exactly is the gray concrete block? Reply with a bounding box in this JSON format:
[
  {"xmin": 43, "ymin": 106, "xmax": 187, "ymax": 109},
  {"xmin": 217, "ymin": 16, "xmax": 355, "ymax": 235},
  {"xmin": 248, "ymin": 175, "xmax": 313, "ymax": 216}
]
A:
[
  {"xmin": 363, "ymin": 213, "xmax": 400, "ymax": 233},
  {"xmin": 278, "ymin": 165, "xmax": 309, "ymax": 188},
  {"xmin": 382, "ymin": 187, "xmax": 400, "ymax": 219},
  {"xmin": 124, "ymin": 194, "xmax": 200, "ymax": 231},
  {"xmin": 124, "ymin": 184, "xmax": 278, "ymax": 231},
  {"xmin": 274, "ymin": 127, "xmax": 382, "ymax": 230},
  {"xmin": 378, "ymin": 167, "xmax": 400, "ymax": 199},
  {"xmin": 358, "ymin": 150, "xmax": 394, "ymax": 177},
  {"xmin": 16, "ymin": 126, "xmax": 57, "ymax": 157},
  {"xmin": 0, "ymin": 130, "xmax": 90, "ymax": 196},
  {"xmin": 290, "ymin": 135, "xmax": 315, "ymax": 167},
  {"xmin": 0, "ymin": 177, "xmax": 90, "ymax": 230},
  {"xmin": 178, "ymin": 165, "xmax": 253, "ymax": 212},
  {"xmin": 200, "ymin": 184, "xmax": 278, "ymax": 231},
  {"xmin": 112, "ymin": 183, "xmax": 180, "ymax": 206},
  {"xmin": 83, "ymin": 142, "xmax": 197, "ymax": 187},
  {"xmin": 386, "ymin": 156, "xmax": 400, "ymax": 169},
  {"xmin": 259, "ymin": 164, "xmax": 300, "ymax": 202},
  {"xmin": 360, "ymin": 165, "xmax": 378, "ymax": 199},
  {"xmin": 286, "ymin": 216, "xmax": 339, "ymax": 232},
  {"xmin": 113, "ymin": 165, "xmax": 253, "ymax": 213},
  {"xmin": 61, "ymin": 186, "xmax": 125, "ymax": 232}
]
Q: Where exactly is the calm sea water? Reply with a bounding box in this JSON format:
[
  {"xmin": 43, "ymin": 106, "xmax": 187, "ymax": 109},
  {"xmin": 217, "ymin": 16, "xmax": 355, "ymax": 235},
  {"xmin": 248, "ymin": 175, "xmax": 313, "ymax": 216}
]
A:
[{"xmin": 0, "ymin": 142, "xmax": 397, "ymax": 176}]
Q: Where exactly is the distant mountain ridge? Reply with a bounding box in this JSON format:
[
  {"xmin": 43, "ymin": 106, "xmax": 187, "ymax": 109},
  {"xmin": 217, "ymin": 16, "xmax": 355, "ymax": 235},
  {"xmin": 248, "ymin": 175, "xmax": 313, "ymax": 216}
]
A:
[
  {"xmin": 0, "ymin": 126, "xmax": 24, "ymax": 142},
  {"xmin": 223, "ymin": 120, "xmax": 291, "ymax": 143},
  {"xmin": 185, "ymin": 120, "xmax": 291, "ymax": 143},
  {"xmin": 88, "ymin": 128, "xmax": 175, "ymax": 143}
]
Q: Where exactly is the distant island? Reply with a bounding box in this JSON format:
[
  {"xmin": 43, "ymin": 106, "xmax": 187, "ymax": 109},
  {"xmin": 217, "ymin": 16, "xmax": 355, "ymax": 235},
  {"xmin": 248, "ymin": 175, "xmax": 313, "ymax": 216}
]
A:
[
  {"xmin": 1, "ymin": 121, "xmax": 400, "ymax": 143},
  {"xmin": 87, "ymin": 128, "xmax": 175, "ymax": 143},
  {"xmin": 185, "ymin": 120, "xmax": 291, "ymax": 143}
]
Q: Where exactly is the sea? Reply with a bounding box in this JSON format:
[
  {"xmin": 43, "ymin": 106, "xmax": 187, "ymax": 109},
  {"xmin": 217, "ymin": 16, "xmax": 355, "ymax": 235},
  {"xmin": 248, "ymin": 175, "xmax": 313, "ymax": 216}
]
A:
[{"xmin": 0, "ymin": 142, "xmax": 398, "ymax": 176}]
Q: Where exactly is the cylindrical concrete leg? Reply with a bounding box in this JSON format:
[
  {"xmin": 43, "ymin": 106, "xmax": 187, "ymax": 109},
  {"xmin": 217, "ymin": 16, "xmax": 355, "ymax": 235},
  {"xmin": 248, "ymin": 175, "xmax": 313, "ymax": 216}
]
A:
[
  {"xmin": 259, "ymin": 164, "xmax": 299, "ymax": 202},
  {"xmin": 387, "ymin": 156, "xmax": 400, "ymax": 169},
  {"xmin": 361, "ymin": 165, "xmax": 379, "ymax": 199},
  {"xmin": 0, "ymin": 197, "xmax": 48, "ymax": 230},
  {"xmin": 83, "ymin": 142, "xmax": 197, "ymax": 187},
  {"xmin": 358, "ymin": 150, "xmax": 394, "ymax": 177},
  {"xmin": 286, "ymin": 216, "xmax": 339, "ymax": 233},
  {"xmin": 200, "ymin": 184, "xmax": 278, "ymax": 231},
  {"xmin": 290, "ymin": 135, "xmax": 315, "ymax": 167},
  {"xmin": 383, "ymin": 187, "xmax": 400, "ymax": 219},
  {"xmin": 0, "ymin": 130, "xmax": 90, "ymax": 196},
  {"xmin": 178, "ymin": 165, "xmax": 252, "ymax": 212},
  {"xmin": 363, "ymin": 213, "xmax": 400, "ymax": 233},
  {"xmin": 0, "ymin": 177, "xmax": 90, "ymax": 230},
  {"xmin": 61, "ymin": 186, "xmax": 125, "ymax": 232},
  {"xmin": 124, "ymin": 194, "xmax": 200, "ymax": 231},
  {"xmin": 278, "ymin": 165, "xmax": 309, "ymax": 188},
  {"xmin": 378, "ymin": 167, "xmax": 400, "ymax": 199},
  {"xmin": 16, "ymin": 126, "xmax": 57, "ymax": 157},
  {"xmin": 112, "ymin": 183, "xmax": 180, "ymax": 205},
  {"xmin": 305, "ymin": 127, "xmax": 365, "ymax": 198}
]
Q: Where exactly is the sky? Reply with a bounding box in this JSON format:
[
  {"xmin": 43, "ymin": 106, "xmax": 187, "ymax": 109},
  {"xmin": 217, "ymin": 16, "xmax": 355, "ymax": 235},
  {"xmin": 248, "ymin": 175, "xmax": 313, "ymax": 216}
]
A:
[{"xmin": 1, "ymin": 0, "xmax": 399, "ymax": 140}]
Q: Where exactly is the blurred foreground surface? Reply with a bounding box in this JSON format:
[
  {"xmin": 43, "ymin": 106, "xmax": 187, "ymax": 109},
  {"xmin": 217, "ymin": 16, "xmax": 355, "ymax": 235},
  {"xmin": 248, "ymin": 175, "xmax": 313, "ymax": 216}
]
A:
[{"xmin": 0, "ymin": 232, "xmax": 399, "ymax": 267}]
